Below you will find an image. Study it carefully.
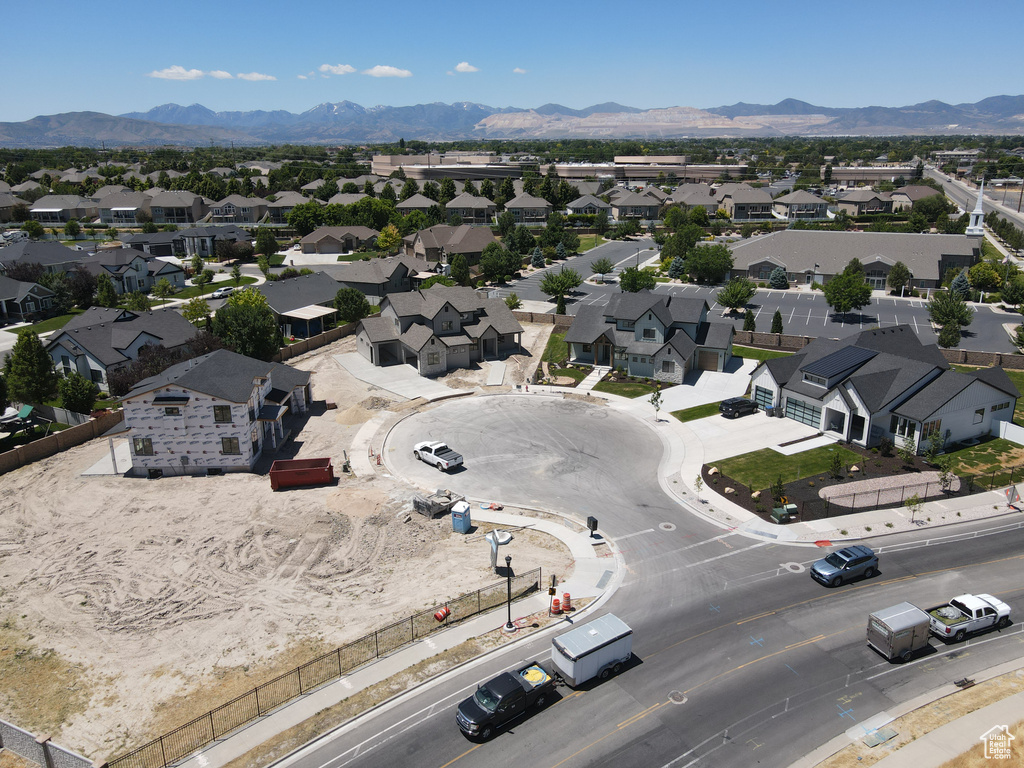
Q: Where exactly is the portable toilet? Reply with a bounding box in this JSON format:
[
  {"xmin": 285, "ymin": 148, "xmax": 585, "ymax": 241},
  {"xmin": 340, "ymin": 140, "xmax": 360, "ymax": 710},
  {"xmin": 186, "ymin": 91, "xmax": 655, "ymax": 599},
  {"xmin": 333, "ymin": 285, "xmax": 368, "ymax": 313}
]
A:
[{"xmin": 451, "ymin": 501, "xmax": 472, "ymax": 534}]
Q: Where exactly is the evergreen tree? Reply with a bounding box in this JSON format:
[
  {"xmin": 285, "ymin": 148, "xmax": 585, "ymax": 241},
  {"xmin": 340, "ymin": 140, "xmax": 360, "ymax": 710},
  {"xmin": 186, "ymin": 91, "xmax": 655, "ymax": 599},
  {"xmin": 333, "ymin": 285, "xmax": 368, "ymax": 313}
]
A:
[
  {"xmin": 449, "ymin": 253, "xmax": 469, "ymax": 286},
  {"xmin": 769, "ymin": 266, "xmax": 789, "ymax": 289},
  {"xmin": 3, "ymin": 330, "xmax": 58, "ymax": 404},
  {"xmin": 668, "ymin": 256, "xmax": 687, "ymax": 279},
  {"xmin": 937, "ymin": 323, "xmax": 961, "ymax": 348},
  {"xmin": 57, "ymin": 372, "xmax": 97, "ymax": 414},
  {"xmin": 334, "ymin": 287, "xmax": 372, "ymax": 323},
  {"xmin": 950, "ymin": 269, "xmax": 972, "ymax": 300},
  {"xmin": 743, "ymin": 309, "xmax": 756, "ymax": 332},
  {"xmin": 771, "ymin": 309, "xmax": 783, "ymax": 334},
  {"xmin": 531, "ymin": 247, "xmax": 544, "ymax": 269},
  {"xmin": 95, "ymin": 273, "xmax": 118, "ymax": 308}
]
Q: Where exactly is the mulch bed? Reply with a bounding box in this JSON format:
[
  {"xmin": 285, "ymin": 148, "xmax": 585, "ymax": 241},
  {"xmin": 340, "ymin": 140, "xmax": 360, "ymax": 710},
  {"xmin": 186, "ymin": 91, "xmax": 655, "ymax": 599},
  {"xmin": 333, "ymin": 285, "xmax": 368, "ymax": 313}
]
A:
[{"xmin": 702, "ymin": 443, "xmax": 941, "ymax": 524}]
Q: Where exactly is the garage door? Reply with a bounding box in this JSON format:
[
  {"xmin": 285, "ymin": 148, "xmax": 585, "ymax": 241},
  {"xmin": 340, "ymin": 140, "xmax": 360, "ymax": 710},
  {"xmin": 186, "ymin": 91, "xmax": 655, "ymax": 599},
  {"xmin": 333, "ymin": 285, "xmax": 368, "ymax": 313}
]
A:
[
  {"xmin": 754, "ymin": 386, "xmax": 774, "ymax": 409},
  {"xmin": 697, "ymin": 351, "xmax": 719, "ymax": 371},
  {"xmin": 785, "ymin": 397, "xmax": 822, "ymax": 427}
]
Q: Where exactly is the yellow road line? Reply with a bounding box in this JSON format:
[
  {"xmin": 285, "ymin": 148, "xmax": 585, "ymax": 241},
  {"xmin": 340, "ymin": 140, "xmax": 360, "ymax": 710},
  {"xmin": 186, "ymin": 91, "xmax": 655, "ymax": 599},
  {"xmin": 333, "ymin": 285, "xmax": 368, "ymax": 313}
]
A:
[{"xmin": 438, "ymin": 743, "xmax": 480, "ymax": 768}]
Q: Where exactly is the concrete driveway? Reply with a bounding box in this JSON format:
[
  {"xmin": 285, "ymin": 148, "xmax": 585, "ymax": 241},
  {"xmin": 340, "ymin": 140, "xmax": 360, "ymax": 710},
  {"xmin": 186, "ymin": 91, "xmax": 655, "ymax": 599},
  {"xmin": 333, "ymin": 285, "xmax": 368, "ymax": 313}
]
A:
[
  {"xmin": 685, "ymin": 409, "xmax": 820, "ymax": 464},
  {"xmin": 333, "ymin": 352, "xmax": 467, "ymax": 401},
  {"xmin": 658, "ymin": 357, "xmax": 758, "ymax": 411}
]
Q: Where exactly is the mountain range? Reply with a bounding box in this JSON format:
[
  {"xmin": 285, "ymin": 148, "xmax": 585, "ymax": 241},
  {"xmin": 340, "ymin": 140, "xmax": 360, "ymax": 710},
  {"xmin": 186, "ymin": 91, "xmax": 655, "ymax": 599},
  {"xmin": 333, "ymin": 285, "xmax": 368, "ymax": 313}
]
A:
[{"xmin": 0, "ymin": 96, "xmax": 1022, "ymax": 147}]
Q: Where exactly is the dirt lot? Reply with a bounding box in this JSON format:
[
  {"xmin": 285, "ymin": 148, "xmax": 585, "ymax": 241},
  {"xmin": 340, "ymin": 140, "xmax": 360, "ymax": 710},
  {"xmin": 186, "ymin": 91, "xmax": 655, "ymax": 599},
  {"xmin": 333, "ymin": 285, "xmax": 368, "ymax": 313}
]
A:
[{"xmin": 0, "ymin": 325, "xmax": 564, "ymax": 759}]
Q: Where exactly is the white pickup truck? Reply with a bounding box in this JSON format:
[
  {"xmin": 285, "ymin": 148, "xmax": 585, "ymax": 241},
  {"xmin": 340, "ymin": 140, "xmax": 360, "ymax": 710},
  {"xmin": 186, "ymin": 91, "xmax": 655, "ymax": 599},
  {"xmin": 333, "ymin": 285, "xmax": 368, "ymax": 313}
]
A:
[
  {"xmin": 413, "ymin": 441, "xmax": 464, "ymax": 472},
  {"xmin": 927, "ymin": 593, "xmax": 1011, "ymax": 642}
]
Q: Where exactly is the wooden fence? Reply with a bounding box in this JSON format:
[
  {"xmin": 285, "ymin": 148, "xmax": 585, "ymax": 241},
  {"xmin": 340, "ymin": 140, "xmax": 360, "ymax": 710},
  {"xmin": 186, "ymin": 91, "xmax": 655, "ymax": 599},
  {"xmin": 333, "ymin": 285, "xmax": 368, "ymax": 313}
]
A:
[{"xmin": 0, "ymin": 410, "xmax": 124, "ymax": 476}]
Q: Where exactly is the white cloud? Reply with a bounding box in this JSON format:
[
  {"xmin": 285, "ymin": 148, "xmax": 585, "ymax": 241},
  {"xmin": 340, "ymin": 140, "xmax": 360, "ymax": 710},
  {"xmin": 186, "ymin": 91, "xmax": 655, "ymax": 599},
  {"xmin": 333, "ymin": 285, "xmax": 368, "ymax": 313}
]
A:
[
  {"xmin": 362, "ymin": 65, "xmax": 412, "ymax": 78},
  {"xmin": 147, "ymin": 65, "xmax": 205, "ymax": 81},
  {"xmin": 513, "ymin": 67, "xmax": 527, "ymax": 74},
  {"xmin": 208, "ymin": 70, "xmax": 233, "ymax": 79},
  {"xmin": 297, "ymin": 74, "xmax": 308, "ymax": 80},
  {"xmin": 237, "ymin": 71, "xmax": 276, "ymax": 81},
  {"xmin": 319, "ymin": 63, "xmax": 356, "ymax": 76},
  {"xmin": 454, "ymin": 62, "xmax": 478, "ymax": 73}
]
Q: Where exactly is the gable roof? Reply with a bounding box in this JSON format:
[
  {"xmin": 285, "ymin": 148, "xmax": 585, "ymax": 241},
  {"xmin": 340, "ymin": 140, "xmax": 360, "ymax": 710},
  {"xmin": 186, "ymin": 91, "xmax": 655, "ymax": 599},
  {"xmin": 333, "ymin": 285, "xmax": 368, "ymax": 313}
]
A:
[
  {"xmin": 409, "ymin": 224, "xmax": 496, "ymax": 255},
  {"xmin": 0, "ymin": 241, "xmax": 84, "ymax": 270},
  {"xmin": 567, "ymin": 194, "xmax": 611, "ymax": 211},
  {"xmin": 49, "ymin": 308, "xmax": 198, "ymax": 367},
  {"xmin": 300, "ymin": 226, "xmax": 379, "ymax": 245},
  {"xmin": 0, "ymin": 275, "xmax": 53, "ymax": 302},
  {"xmin": 891, "ymin": 185, "xmax": 944, "ymax": 202},
  {"xmin": 445, "ymin": 192, "xmax": 495, "ymax": 210},
  {"xmin": 323, "ymin": 254, "xmax": 430, "ymax": 286},
  {"xmin": 840, "ymin": 189, "xmax": 892, "ymax": 203},
  {"xmin": 505, "ymin": 193, "xmax": 551, "ymax": 209},
  {"xmin": 327, "ymin": 192, "xmax": 368, "ymax": 206},
  {"xmin": 773, "ymin": 190, "xmax": 825, "ymax": 205},
  {"xmin": 396, "ymin": 193, "xmax": 436, "ymax": 210},
  {"xmin": 255, "ymin": 271, "xmax": 340, "ymax": 315},
  {"xmin": 383, "ymin": 285, "xmax": 523, "ymax": 335},
  {"xmin": 122, "ymin": 349, "xmax": 310, "ymax": 404}
]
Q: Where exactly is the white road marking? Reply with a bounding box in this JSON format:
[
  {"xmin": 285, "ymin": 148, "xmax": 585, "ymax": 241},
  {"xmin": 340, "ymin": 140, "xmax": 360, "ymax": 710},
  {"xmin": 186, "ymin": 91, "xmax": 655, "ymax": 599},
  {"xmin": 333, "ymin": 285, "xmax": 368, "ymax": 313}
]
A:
[
  {"xmin": 687, "ymin": 541, "xmax": 769, "ymax": 567},
  {"xmin": 616, "ymin": 528, "xmax": 656, "ymax": 541}
]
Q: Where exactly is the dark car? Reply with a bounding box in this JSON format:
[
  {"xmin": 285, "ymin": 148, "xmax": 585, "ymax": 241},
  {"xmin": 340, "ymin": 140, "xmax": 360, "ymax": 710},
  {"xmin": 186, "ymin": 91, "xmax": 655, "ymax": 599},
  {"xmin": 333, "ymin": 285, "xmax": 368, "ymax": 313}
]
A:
[
  {"xmin": 810, "ymin": 545, "xmax": 878, "ymax": 587},
  {"xmin": 719, "ymin": 397, "xmax": 758, "ymax": 418}
]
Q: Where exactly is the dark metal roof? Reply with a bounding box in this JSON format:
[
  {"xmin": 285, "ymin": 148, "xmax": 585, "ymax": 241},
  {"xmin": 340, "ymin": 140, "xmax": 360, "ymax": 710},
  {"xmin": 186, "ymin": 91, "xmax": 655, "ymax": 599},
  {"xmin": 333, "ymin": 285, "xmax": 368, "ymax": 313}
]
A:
[{"xmin": 802, "ymin": 346, "xmax": 877, "ymax": 378}]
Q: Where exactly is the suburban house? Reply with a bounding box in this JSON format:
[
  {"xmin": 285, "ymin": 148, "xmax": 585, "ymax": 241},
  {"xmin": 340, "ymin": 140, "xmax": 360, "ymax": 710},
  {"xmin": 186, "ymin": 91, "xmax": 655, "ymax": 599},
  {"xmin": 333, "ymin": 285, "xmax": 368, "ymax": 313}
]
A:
[
  {"xmin": 300, "ymin": 226, "xmax": 379, "ymax": 255},
  {"xmin": 564, "ymin": 291, "xmax": 735, "ymax": 384},
  {"xmin": 210, "ymin": 195, "xmax": 269, "ymax": 225},
  {"xmin": 46, "ymin": 307, "xmax": 198, "ymax": 386},
  {"xmin": 0, "ymin": 275, "xmax": 54, "ymax": 323},
  {"xmin": 176, "ymin": 225, "xmax": 251, "ymax": 259},
  {"xmin": 255, "ymin": 271, "xmax": 340, "ymax": 338},
  {"xmin": 445, "ymin": 193, "xmax": 496, "ymax": 225},
  {"xmin": 667, "ymin": 184, "xmax": 718, "ymax": 215},
  {"xmin": 147, "ymin": 190, "xmax": 208, "ymax": 225},
  {"xmin": 30, "ymin": 195, "xmax": 99, "ymax": 224},
  {"xmin": 0, "ymin": 192, "xmax": 24, "ymax": 221},
  {"xmin": 396, "ymin": 193, "xmax": 436, "ymax": 215},
  {"xmin": 92, "ymin": 184, "xmax": 130, "ymax": 200},
  {"xmin": 567, "ymin": 195, "xmax": 612, "ymax": 217},
  {"xmin": 728, "ymin": 229, "xmax": 980, "ymax": 289},
  {"xmin": 890, "ymin": 185, "xmax": 945, "ymax": 211},
  {"xmin": 402, "ymin": 224, "xmax": 496, "ymax": 265},
  {"xmin": 718, "ymin": 185, "xmax": 774, "ymax": 221},
  {"xmin": 836, "ymin": 189, "xmax": 894, "ymax": 216},
  {"xmin": 267, "ymin": 191, "xmax": 313, "ymax": 224},
  {"xmin": 0, "ymin": 241, "xmax": 84, "ymax": 275},
  {"xmin": 355, "ymin": 285, "xmax": 523, "ymax": 376},
  {"xmin": 750, "ymin": 326, "xmax": 1019, "ymax": 452},
  {"xmin": 79, "ymin": 248, "xmax": 185, "ymax": 294},
  {"xmin": 327, "ymin": 192, "xmax": 368, "ymax": 207},
  {"xmin": 98, "ymin": 189, "xmax": 151, "ymax": 226},
  {"xmin": 609, "ymin": 191, "xmax": 661, "ymax": 221},
  {"xmin": 504, "ymin": 193, "xmax": 552, "ymax": 224},
  {"xmin": 771, "ymin": 190, "xmax": 830, "ymax": 221},
  {"xmin": 321, "ymin": 254, "xmax": 431, "ymax": 300},
  {"xmin": 120, "ymin": 348, "xmax": 313, "ymax": 476}
]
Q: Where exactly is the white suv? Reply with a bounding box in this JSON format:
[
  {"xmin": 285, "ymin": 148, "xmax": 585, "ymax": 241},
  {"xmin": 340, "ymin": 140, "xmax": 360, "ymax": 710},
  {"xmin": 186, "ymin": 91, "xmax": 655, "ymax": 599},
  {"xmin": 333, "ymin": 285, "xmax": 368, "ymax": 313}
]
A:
[{"xmin": 210, "ymin": 286, "xmax": 234, "ymax": 299}]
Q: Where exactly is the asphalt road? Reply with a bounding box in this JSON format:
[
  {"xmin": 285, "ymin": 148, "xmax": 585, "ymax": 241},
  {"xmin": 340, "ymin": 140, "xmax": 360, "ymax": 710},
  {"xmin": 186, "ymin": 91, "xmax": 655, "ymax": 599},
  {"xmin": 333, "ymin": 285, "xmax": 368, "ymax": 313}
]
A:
[{"xmin": 281, "ymin": 396, "xmax": 1024, "ymax": 768}]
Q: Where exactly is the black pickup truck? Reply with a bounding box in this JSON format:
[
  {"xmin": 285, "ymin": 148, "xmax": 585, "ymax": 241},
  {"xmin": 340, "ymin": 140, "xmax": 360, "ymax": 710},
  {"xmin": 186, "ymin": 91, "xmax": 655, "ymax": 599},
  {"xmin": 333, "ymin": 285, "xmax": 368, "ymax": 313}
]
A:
[{"xmin": 456, "ymin": 662, "xmax": 554, "ymax": 739}]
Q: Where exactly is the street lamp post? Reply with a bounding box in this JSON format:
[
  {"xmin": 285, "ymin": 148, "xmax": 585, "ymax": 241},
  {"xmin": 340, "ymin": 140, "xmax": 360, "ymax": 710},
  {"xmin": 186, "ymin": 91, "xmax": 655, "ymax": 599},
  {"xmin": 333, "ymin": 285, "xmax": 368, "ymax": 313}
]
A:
[{"xmin": 504, "ymin": 555, "xmax": 514, "ymax": 631}]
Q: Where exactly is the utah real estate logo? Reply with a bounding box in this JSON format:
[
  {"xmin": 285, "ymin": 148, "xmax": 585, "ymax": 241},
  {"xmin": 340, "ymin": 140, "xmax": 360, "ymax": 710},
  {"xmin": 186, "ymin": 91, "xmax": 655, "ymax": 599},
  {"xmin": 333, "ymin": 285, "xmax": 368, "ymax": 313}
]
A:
[{"xmin": 980, "ymin": 725, "xmax": 1014, "ymax": 760}]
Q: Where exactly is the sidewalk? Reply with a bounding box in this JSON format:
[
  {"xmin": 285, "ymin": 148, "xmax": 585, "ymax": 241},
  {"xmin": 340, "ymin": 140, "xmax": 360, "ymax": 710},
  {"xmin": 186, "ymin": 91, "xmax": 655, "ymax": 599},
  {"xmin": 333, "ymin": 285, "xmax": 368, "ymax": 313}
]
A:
[{"xmin": 177, "ymin": 505, "xmax": 619, "ymax": 768}]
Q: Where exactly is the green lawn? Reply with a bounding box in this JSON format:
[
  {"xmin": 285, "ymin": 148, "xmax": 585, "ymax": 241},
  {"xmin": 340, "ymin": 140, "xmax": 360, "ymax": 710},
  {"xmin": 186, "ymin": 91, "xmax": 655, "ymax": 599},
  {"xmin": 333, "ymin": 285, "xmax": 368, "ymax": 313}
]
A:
[
  {"xmin": 172, "ymin": 276, "xmax": 258, "ymax": 301},
  {"xmin": 338, "ymin": 250, "xmax": 383, "ymax": 262},
  {"xmin": 542, "ymin": 331, "xmax": 567, "ymax": 364},
  {"xmin": 731, "ymin": 344, "xmax": 793, "ymax": 363},
  {"xmin": 592, "ymin": 380, "xmax": 659, "ymax": 399},
  {"xmin": 578, "ymin": 235, "xmax": 607, "ymax": 251},
  {"xmin": 269, "ymin": 253, "xmax": 287, "ymax": 266},
  {"xmin": 549, "ymin": 367, "xmax": 587, "ymax": 384},
  {"xmin": 6, "ymin": 309, "xmax": 84, "ymax": 336},
  {"xmin": 714, "ymin": 444, "xmax": 862, "ymax": 492},
  {"xmin": 942, "ymin": 437, "xmax": 1022, "ymax": 474},
  {"xmin": 672, "ymin": 402, "xmax": 721, "ymax": 423}
]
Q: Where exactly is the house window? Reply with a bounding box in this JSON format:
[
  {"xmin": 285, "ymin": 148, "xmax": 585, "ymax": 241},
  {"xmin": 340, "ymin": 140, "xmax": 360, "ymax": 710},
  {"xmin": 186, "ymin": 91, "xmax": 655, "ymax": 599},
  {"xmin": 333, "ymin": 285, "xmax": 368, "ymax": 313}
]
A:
[
  {"xmin": 922, "ymin": 419, "xmax": 942, "ymax": 438},
  {"xmin": 90, "ymin": 370, "xmax": 103, "ymax": 384},
  {"xmin": 803, "ymin": 373, "xmax": 827, "ymax": 387},
  {"xmin": 221, "ymin": 437, "xmax": 241, "ymax": 455},
  {"xmin": 991, "ymin": 402, "xmax": 1010, "ymax": 412},
  {"xmin": 214, "ymin": 405, "xmax": 232, "ymax": 423},
  {"xmin": 164, "ymin": 406, "xmax": 181, "ymax": 417},
  {"xmin": 498, "ymin": 335, "xmax": 505, "ymax": 342},
  {"xmin": 662, "ymin": 360, "xmax": 675, "ymax": 373},
  {"xmin": 642, "ymin": 328, "xmax": 656, "ymax": 340},
  {"xmin": 427, "ymin": 352, "xmax": 440, "ymax": 366},
  {"xmin": 632, "ymin": 356, "xmax": 637, "ymax": 362},
  {"xmin": 133, "ymin": 438, "xmax": 154, "ymax": 456},
  {"xmin": 890, "ymin": 415, "xmax": 916, "ymax": 439},
  {"xmin": 441, "ymin": 321, "xmax": 453, "ymax": 331},
  {"xmin": 973, "ymin": 407, "xmax": 984, "ymax": 424},
  {"xmin": 622, "ymin": 320, "xmax": 635, "ymax": 329},
  {"xmin": 582, "ymin": 344, "xmax": 592, "ymax": 353}
]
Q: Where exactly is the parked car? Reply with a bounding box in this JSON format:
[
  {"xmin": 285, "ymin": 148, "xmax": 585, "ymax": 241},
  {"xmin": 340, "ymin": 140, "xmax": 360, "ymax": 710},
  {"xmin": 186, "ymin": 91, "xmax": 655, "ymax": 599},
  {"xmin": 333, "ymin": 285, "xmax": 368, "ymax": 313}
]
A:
[
  {"xmin": 926, "ymin": 594, "xmax": 1011, "ymax": 642},
  {"xmin": 719, "ymin": 397, "xmax": 757, "ymax": 419},
  {"xmin": 211, "ymin": 286, "xmax": 234, "ymax": 299},
  {"xmin": 810, "ymin": 545, "xmax": 878, "ymax": 587},
  {"xmin": 413, "ymin": 441, "xmax": 464, "ymax": 472}
]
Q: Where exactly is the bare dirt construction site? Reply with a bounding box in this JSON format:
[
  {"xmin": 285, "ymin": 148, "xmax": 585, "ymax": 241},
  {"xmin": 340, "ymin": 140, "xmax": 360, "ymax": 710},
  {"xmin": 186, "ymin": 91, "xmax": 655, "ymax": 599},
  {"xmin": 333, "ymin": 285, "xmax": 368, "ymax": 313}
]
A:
[{"xmin": 0, "ymin": 324, "xmax": 566, "ymax": 759}]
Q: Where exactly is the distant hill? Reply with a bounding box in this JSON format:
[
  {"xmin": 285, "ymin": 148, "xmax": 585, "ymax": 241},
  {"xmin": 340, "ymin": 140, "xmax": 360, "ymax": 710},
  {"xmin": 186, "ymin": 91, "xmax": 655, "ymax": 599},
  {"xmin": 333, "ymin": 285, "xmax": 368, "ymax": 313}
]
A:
[{"xmin": 1, "ymin": 96, "xmax": 1023, "ymax": 147}]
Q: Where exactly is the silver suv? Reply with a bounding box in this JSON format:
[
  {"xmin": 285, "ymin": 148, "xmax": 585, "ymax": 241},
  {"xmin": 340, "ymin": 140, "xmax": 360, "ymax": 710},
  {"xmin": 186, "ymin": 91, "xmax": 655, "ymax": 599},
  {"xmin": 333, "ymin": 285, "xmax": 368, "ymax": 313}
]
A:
[{"xmin": 810, "ymin": 545, "xmax": 878, "ymax": 587}]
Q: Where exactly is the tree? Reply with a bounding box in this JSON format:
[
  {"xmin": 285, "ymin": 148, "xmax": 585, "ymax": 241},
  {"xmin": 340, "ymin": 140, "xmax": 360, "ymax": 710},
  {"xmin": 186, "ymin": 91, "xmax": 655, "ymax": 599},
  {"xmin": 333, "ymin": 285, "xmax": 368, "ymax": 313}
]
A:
[
  {"xmin": 399, "ymin": 178, "xmax": 420, "ymax": 201},
  {"xmin": 379, "ymin": 183, "xmax": 397, "ymax": 203},
  {"xmin": 191, "ymin": 253, "xmax": 205, "ymax": 276},
  {"xmin": 480, "ymin": 243, "xmax": 511, "ymax": 283},
  {"xmin": 95, "ymin": 273, "xmax": 118, "ymax": 308},
  {"xmin": 590, "ymin": 257, "xmax": 614, "ymax": 282},
  {"xmin": 769, "ymin": 266, "xmax": 788, "ymax": 289},
  {"xmin": 420, "ymin": 275, "xmax": 455, "ymax": 289},
  {"xmin": 152, "ymin": 278, "xmax": 174, "ymax": 299},
  {"xmin": 438, "ymin": 177, "xmax": 456, "ymax": 205},
  {"xmin": 688, "ymin": 205, "xmax": 710, "ymax": 226},
  {"xmin": 887, "ymin": 261, "xmax": 912, "ymax": 293},
  {"xmin": 531, "ymin": 247, "xmax": 544, "ymax": 269},
  {"xmin": 539, "ymin": 269, "xmax": 582, "ymax": 311},
  {"xmin": 650, "ymin": 390, "xmax": 662, "ymax": 421},
  {"xmin": 376, "ymin": 223, "xmax": 401, "ymax": 255},
  {"xmin": 255, "ymin": 228, "xmax": 278, "ymax": 257},
  {"xmin": 231, "ymin": 263, "xmax": 242, "ymax": 286},
  {"xmin": 949, "ymin": 269, "xmax": 972, "ymax": 300},
  {"xmin": 937, "ymin": 323, "xmax": 961, "ymax": 348},
  {"xmin": 125, "ymin": 291, "xmax": 151, "ymax": 311},
  {"xmin": 668, "ymin": 256, "xmax": 687, "ymax": 280},
  {"xmin": 57, "ymin": 371, "xmax": 97, "ymax": 414},
  {"xmin": 968, "ymin": 261, "xmax": 1001, "ymax": 292},
  {"xmin": 212, "ymin": 301, "xmax": 281, "ymax": 361},
  {"xmin": 594, "ymin": 210, "xmax": 609, "ymax": 235},
  {"xmin": 716, "ymin": 278, "xmax": 757, "ymax": 313},
  {"xmin": 449, "ymin": 253, "xmax": 470, "ymax": 286},
  {"xmin": 822, "ymin": 272, "xmax": 872, "ymax": 318},
  {"xmin": 37, "ymin": 272, "xmax": 74, "ymax": 314},
  {"xmin": 508, "ymin": 225, "xmax": 536, "ymax": 255},
  {"xmin": 504, "ymin": 293, "xmax": 522, "ymax": 310},
  {"xmin": 0, "ymin": 373, "xmax": 6, "ymax": 412},
  {"xmin": 287, "ymin": 201, "xmax": 326, "ymax": 236},
  {"xmin": 743, "ymin": 309, "xmax": 756, "ymax": 331},
  {"xmin": 927, "ymin": 290, "xmax": 974, "ymax": 328},
  {"xmin": 68, "ymin": 269, "xmax": 96, "ymax": 309},
  {"xmin": 555, "ymin": 242, "xmax": 568, "ymax": 261},
  {"xmin": 771, "ymin": 309, "xmax": 783, "ymax": 334},
  {"xmin": 619, "ymin": 266, "xmax": 656, "ymax": 293},
  {"xmin": 560, "ymin": 230, "xmax": 580, "ymax": 254},
  {"xmin": 22, "ymin": 220, "xmax": 44, "ymax": 239},
  {"xmin": 3, "ymin": 330, "xmax": 58, "ymax": 404},
  {"xmin": 63, "ymin": 218, "xmax": 80, "ymax": 238},
  {"xmin": 842, "ymin": 258, "xmax": 864, "ymax": 278},
  {"xmin": 685, "ymin": 244, "xmax": 733, "ymax": 283},
  {"xmin": 1002, "ymin": 275, "xmax": 1024, "ymax": 308},
  {"xmin": 182, "ymin": 297, "xmax": 211, "ymax": 325},
  {"xmin": 334, "ymin": 287, "xmax": 372, "ymax": 323},
  {"xmin": 496, "ymin": 210, "xmax": 516, "ymax": 238}
]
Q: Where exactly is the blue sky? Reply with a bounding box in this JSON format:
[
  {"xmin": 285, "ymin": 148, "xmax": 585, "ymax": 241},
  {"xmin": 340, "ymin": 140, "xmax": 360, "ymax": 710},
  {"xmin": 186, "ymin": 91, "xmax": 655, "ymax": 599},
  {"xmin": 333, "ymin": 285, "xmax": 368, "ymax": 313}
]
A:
[{"xmin": 4, "ymin": 0, "xmax": 1022, "ymax": 123}]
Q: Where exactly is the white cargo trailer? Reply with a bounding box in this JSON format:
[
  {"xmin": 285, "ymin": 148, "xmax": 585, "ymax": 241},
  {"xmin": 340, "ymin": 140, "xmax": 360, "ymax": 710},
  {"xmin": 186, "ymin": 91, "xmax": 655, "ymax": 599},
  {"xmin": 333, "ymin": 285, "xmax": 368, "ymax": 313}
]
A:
[{"xmin": 550, "ymin": 614, "xmax": 633, "ymax": 687}]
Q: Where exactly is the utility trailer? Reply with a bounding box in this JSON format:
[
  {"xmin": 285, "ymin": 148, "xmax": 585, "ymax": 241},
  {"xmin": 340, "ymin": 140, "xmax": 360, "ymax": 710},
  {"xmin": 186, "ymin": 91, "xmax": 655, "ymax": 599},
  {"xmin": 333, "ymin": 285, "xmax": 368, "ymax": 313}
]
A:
[
  {"xmin": 550, "ymin": 613, "xmax": 634, "ymax": 687},
  {"xmin": 867, "ymin": 602, "xmax": 931, "ymax": 662}
]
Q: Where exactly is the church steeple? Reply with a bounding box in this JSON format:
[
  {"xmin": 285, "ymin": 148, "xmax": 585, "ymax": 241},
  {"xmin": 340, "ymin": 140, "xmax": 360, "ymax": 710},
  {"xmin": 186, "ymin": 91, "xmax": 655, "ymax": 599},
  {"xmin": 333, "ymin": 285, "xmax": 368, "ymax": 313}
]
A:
[{"xmin": 966, "ymin": 181, "xmax": 985, "ymax": 237}]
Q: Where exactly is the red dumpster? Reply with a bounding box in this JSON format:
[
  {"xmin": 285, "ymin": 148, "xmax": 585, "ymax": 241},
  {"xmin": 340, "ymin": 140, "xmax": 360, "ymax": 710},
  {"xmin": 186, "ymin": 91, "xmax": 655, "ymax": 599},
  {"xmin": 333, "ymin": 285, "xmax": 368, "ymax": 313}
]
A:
[{"xmin": 269, "ymin": 458, "xmax": 334, "ymax": 491}]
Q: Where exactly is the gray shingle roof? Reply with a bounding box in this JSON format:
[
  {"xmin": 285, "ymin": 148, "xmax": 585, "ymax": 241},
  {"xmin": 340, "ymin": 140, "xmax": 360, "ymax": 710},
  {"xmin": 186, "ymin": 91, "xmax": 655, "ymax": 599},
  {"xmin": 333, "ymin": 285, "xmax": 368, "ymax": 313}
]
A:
[
  {"xmin": 327, "ymin": 193, "xmax": 368, "ymax": 206},
  {"xmin": 505, "ymin": 193, "xmax": 551, "ymax": 209},
  {"xmin": 321, "ymin": 254, "xmax": 429, "ymax": 286},
  {"xmin": 567, "ymin": 195, "xmax": 611, "ymax": 211},
  {"xmin": 396, "ymin": 193, "xmax": 436, "ymax": 210},
  {"xmin": 49, "ymin": 308, "xmax": 198, "ymax": 367},
  {"xmin": 0, "ymin": 275, "xmax": 52, "ymax": 303},
  {"xmin": 122, "ymin": 348, "xmax": 310, "ymax": 404},
  {"xmin": 694, "ymin": 322, "xmax": 734, "ymax": 349},
  {"xmin": 0, "ymin": 241, "xmax": 84, "ymax": 269},
  {"xmin": 357, "ymin": 316, "xmax": 399, "ymax": 343},
  {"xmin": 445, "ymin": 193, "xmax": 495, "ymax": 210},
  {"xmin": 256, "ymin": 271, "xmax": 340, "ymax": 315}
]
